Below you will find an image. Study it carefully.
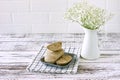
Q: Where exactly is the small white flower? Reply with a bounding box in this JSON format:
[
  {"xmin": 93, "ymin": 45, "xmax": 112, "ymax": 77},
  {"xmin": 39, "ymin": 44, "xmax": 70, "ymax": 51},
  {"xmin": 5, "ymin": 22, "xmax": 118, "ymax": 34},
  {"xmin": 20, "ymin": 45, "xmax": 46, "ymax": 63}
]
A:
[{"xmin": 64, "ymin": 1, "xmax": 113, "ymax": 30}]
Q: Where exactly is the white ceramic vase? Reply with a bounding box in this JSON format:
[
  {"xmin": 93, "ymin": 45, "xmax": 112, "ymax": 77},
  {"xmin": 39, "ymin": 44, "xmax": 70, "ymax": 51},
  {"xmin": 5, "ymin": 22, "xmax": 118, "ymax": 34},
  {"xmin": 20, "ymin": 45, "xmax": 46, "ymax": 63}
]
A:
[{"xmin": 81, "ymin": 28, "xmax": 100, "ymax": 59}]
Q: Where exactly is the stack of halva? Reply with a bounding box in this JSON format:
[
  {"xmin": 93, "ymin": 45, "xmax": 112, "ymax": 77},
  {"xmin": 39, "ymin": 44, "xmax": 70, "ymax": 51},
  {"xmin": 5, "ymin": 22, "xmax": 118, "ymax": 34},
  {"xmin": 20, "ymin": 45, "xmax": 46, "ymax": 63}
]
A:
[{"xmin": 44, "ymin": 42, "xmax": 72, "ymax": 65}]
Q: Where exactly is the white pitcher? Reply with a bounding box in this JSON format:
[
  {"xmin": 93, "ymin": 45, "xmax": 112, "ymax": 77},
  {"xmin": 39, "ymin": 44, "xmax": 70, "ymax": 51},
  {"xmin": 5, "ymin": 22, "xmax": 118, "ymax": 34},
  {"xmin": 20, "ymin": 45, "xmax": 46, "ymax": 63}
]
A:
[{"xmin": 81, "ymin": 28, "xmax": 100, "ymax": 59}]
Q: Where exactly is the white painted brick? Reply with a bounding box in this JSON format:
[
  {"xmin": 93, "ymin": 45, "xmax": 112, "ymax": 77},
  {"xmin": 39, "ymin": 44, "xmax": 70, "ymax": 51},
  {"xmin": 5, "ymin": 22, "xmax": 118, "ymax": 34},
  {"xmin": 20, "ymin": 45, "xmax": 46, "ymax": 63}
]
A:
[
  {"xmin": 32, "ymin": 24, "xmax": 68, "ymax": 33},
  {"xmin": 106, "ymin": 0, "xmax": 119, "ymax": 12},
  {"xmin": 0, "ymin": 13, "xmax": 11, "ymax": 24},
  {"xmin": 104, "ymin": 24, "xmax": 120, "ymax": 33},
  {"xmin": 0, "ymin": 0, "xmax": 29, "ymax": 12},
  {"xmin": 106, "ymin": 11, "xmax": 120, "ymax": 25},
  {"xmin": 49, "ymin": 12, "xmax": 68, "ymax": 24},
  {"xmin": 13, "ymin": 12, "xmax": 49, "ymax": 24},
  {"xmin": 68, "ymin": 23, "xmax": 84, "ymax": 33},
  {"xmin": 88, "ymin": 0, "xmax": 106, "ymax": 9},
  {"xmin": 0, "ymin": 24, "xmax": 32, "ymax": 33},
  {"xmin": 68, "ymin": 0, "xmax": 82, "ymax": 8},
  {"xmin": 31, "ymin": 0, "xmax": 67, "ymax": 12}
]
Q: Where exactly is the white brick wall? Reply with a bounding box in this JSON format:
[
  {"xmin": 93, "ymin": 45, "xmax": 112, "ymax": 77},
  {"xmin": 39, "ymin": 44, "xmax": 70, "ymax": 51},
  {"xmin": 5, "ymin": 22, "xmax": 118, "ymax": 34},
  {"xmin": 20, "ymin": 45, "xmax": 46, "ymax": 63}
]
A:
[
  {"xmin": 0, "ymin": 13, "xmax": 11, "ymax": 24},
  {"xmin": 13, "ymin": 12, "xmax": 49, "ymax": 24},
  {"xmin": 31, "ymin": 0, "xmax": 67, "ymax": 12},
  {"xmin": 0, "ymin": 24, "xmax": 31, "ymax": 33},
  {"xmin": 0, "ymin": 0, "xmax": 29, "ymax": 12},
  {"xmin": 32, "ymin": 24, "xmax": 68, "ymax": 33},
  {"xmin": 0, "ymin": 0, "xmax": 119, "ymax": 33}
]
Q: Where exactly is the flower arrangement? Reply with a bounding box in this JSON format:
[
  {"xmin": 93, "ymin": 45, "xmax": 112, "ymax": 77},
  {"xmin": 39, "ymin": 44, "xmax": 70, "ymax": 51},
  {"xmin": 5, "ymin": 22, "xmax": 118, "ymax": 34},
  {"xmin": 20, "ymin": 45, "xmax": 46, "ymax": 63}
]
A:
[{"xmin": 64, "ymin": 1, "xmax": 113, "ymax": 30}]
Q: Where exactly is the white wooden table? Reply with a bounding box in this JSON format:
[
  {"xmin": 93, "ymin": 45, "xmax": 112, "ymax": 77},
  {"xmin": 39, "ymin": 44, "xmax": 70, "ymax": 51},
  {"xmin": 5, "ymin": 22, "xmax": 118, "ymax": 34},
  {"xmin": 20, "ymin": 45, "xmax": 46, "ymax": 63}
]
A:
[{"xmin": 0, "ymin": 33, "xmax": 120, "ymax": 80}]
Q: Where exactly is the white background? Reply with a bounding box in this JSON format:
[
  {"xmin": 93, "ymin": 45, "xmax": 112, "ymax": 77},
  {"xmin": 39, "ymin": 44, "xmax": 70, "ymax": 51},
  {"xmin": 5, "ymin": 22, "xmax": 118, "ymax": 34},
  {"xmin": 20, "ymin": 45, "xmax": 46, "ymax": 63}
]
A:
[{"xmin": 0, "ymin": 0, "xmax": 119, "ymax": 33}]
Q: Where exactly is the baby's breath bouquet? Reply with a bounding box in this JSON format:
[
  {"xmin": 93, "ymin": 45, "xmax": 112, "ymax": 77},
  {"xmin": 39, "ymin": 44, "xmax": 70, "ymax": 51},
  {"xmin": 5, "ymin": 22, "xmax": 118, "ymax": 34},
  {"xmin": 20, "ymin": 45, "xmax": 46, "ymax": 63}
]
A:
[{"xmin": 65, "ymin": 1, "xmax": 112, "ymax": 30}]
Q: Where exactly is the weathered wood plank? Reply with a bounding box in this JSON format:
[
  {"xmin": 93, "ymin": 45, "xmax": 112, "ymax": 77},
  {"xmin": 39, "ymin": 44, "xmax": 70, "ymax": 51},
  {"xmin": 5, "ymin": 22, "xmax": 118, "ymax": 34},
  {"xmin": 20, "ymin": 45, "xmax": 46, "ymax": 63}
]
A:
[
  {"xmin": 0, "ymin": 33, "xmax": 119, "ymax": 80},
  {"xmin": 0, "ymin": 52, "xmax": 37, "ymax": 63},
  {"xmin": 0, "ymin": 33, "xmax": 119, "ymax": 43},
  {"xmin": 0, "ymin": 51, "xmax": 120, "ymax": 79},
  {"xmin": 0, "ymin": 76, "xmax": 118, "ymax": 80},
  {"xmin": 0, "ymin": 41, "xmax": 120, "ymax": 51},
  {"xmin": 0, "ymin": 63, "xmax": 120, "ymax": 79},
  {"xmin": 0, "ymin": 42, "xmax": 41, "ymax": 51},
  {"xmin": 0, "ymin": 33, "xmax": 120, "ymax": 51},
  {"xmin": 0, "ymin": 33, "xmax": 119, "ymax": 38},
  {"xmin": 0, "ymin": 51, "xmax": 120, "ymax": 63}
]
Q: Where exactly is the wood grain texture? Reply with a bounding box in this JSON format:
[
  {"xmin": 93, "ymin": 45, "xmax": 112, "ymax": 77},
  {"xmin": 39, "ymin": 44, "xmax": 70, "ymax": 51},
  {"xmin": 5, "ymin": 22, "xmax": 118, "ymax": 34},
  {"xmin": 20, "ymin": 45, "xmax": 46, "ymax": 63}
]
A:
[{"xmin": 0, "ymin": 33, "xmax": 120, "ymax": 80}]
